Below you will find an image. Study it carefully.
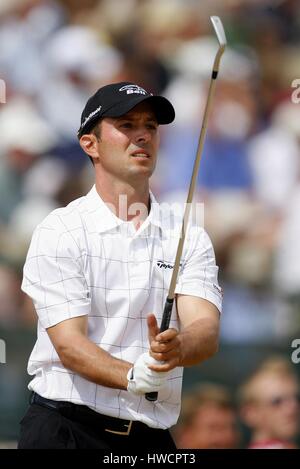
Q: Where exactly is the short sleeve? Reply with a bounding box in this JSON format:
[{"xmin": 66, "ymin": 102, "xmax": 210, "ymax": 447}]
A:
[
  {"xmin": 21, "ymin": 219, "xmax": 91, "ymax": 329},
  {"xmin": 175, "ymin": 228, "xmax": 223, "ymax": 313}
]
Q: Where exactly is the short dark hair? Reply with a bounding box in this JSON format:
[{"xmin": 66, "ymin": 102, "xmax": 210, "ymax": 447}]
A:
[{"xmin": 91, "ymin": 121, "xmax": 101, "ymax": 140}]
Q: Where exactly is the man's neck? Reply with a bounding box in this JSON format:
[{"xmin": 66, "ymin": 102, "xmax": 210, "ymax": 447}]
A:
[{"xmin": 95, "ymin": 177, "xmax": 151, "ymax": 228}]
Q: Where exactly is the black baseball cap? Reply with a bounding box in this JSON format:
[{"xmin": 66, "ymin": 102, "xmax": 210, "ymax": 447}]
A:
[{"xmin": 77, "ymin": 82, "xmax": 175, "ymax": 138}]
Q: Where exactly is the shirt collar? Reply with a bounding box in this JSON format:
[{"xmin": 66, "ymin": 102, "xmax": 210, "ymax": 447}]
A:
[{"xmin": 86, "ymin": 185, "xmax": 163, "ymax": 234}]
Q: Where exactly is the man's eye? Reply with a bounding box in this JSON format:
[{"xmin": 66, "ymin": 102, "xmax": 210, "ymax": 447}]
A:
[{"xmin": 120, "ymin": 122, "xmax": 132, "ymax": 128}]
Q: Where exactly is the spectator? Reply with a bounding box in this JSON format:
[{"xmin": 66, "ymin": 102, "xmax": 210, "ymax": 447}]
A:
[
  {"xmin": 174, "ymin": 383, "xmax": 240, "ymax": 449},
  {"xmin": 0, "ymin": 98, "xmax": 57, "ymax": 224},
  {"xmin": 238, "ymin": 357, "xmax": 300, "ymax": 449}
]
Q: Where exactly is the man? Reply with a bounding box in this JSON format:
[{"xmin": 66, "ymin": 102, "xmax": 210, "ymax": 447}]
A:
[
  {"xmin": 18, "ymin": 82, "xmax": 222, "ymax": 449},
  {"xmin": 174, "ymin": 383, "xmax": 240, "ymax": 449},
  {"xmin": 238, "ymin": 357, "xmax": 300, "ymax": 449}
]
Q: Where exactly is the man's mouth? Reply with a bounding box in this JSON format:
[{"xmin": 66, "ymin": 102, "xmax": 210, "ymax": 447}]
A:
[{"xmin": 131, "ymin": 150, "xmax": 150, "ymax": 158}]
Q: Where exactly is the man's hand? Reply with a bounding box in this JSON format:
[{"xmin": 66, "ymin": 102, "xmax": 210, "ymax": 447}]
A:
[
  {"xmin": 127, "ymin": 352, "xmax": 170, "ymax": 395},
  {"xmin": 147, "ymin": 313, "xmax": 182, "ymax": 372}
]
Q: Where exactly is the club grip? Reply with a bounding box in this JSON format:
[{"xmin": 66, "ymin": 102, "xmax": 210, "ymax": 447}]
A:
[
  {"xmin": 160, "ymin": 297, "xmax": 175, "ymax": 332},
  {"xmin": 145, "ymin": 298, "xmax": 174, "ymax": 402}
]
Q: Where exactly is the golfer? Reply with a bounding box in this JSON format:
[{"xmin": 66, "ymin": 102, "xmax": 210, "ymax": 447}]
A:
[{"xmin": 18, "ymin": 82, "xmax": 222, "ymax": 450}]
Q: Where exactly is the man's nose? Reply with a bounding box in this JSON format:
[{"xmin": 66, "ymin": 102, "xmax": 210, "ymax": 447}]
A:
[{"xmin": 135, "ymin": 127, "xmax": 152, "ymax": 143}]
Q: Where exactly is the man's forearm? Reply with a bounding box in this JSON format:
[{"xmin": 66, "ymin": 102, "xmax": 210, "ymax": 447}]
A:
[
  {"xmin": 57, "ymin": 333, "xmax": 132, "ymax": 390},
  {"xmin": 178, "ymin": 317, "xmax": 219, "ymax": 367}
]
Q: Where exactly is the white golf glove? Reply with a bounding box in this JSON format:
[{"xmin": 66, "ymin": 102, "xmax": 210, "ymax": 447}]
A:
[{"xmin": 127, "ymin": 352, "xmax": 170, "ymax": 395}]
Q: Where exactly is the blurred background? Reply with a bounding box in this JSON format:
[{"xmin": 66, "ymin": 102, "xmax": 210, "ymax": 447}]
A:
[{"xmin": 0, "ymin": 0, "xmax": 300, "ymax": 448}]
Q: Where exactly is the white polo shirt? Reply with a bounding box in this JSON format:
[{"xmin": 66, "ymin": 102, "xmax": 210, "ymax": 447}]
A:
[{"xmin": 22, "ymin": 185, "xmax": 222, "ymax": 429}]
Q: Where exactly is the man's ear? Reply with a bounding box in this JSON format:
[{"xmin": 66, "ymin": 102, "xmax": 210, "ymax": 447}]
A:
[{"xmin": 79, "ymin": 134, "xmax": 100, "ymax": 163}]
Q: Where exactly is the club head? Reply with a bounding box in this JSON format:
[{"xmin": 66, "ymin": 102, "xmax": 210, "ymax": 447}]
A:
[{"xmin": 210, "ymin": 16, "xmax": 227, "ymax": 48}]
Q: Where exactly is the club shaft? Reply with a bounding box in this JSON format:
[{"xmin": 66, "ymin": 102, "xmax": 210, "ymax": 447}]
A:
[
  {"xmin": 146, "ymin": 18, "xmax": 226, "ymax": 402},
  {"xmin": 166, "ymin": 75, "xmax": 219, "ymax": 305},
  {"xmin": 145, "ymin": 74, "xmax": 220, "ymax": 404}
]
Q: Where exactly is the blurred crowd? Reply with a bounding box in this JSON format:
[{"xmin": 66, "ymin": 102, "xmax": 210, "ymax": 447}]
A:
[
  {"xmin": 174, "ymin": 356, "xmax": 300, "ymax": 448},
  {"xmin": 0, "ymin": 0, "xmax": 300, "ymax": 446},
  {"xmin": 1, "ymin": 0, "xmax": 300, "ymax": 339}
]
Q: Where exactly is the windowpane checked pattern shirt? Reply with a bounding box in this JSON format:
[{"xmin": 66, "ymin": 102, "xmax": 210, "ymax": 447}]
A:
[{"xmin": 22, "ymin": 185, "xmax": 222, "ymax": 429}]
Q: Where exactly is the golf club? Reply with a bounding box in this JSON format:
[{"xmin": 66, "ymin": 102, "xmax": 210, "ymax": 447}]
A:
[{"xmin": 146, "ymin": 16, "xmax": 227, "ymax": 402}]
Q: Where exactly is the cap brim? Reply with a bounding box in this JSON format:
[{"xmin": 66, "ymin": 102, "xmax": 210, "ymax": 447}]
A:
[{"xmin": 104, "ymin": 95, "xmax": 175, "ymax": 125}]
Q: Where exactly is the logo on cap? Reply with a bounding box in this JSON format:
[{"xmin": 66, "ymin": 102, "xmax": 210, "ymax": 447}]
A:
[
  {"xmin": 81, "ymin": 105, "xmax": 102, "ymax": 130},
  {"xmin": 119, "ymin": 84, "xmax": 149, "ymax": 96}
]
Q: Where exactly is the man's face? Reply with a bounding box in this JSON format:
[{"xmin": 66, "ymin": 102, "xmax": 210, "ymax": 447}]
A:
[
  {"xmin": 92, "ymin": 101, "xmax": 160, "ymax": 183},
  {"xmin": 246, "ymin": 375, "xmax": 300, "ymax": 441},
  {"xmin": 182, "ymin": 405, "xmax": 239, "ymax": 449}
]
